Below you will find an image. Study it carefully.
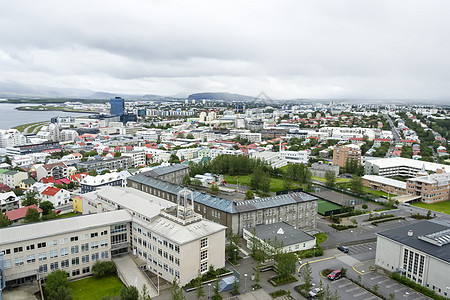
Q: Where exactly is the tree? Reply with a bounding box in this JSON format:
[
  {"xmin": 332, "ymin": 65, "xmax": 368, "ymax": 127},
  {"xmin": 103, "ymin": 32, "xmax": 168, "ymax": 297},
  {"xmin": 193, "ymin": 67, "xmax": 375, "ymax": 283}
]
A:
[
  {"xmin": 169, "ymin": 154, "xmax": 180, "ymax": 164},
  {"xmin": 250, "ymin": 166, "xmax": 263, "ymax": 190},
  {"xmin": 182, "ymin": 174, "xmax": 191, "ymax": 186},
  {"xmin": 245, "ymin": 190, "xmax": 254, "ymax": 200},
  {"xmin": 140, "ymin": 285, "xmax": 152, "ymax": 300},
  {"xmin": 210, "ymin": 183, "xmax": 219, "ymax": 195},
  {"xmin": 4, "ymin": 155, "xmax": 11, "ymax": 165},
  {"xmin": 13, "ymin": 188, "xmax": 24, "ymax": 196},
  {"xmin": 191, "ymin": 179, "xmax": 202, "ymax": 187},
  {"xmin": 232, "ymin": 276, "xmax": 240, "ymax": 295},
  {"xmin": 254, "ymin": 268, "xmax": 261, "ymax": 286},
  {"xmin": 260, "ymin": 174, "xmax": 271, "ymax": 193},
  {"xmin": 100, "ymin": 170, "xmax": 111, "ymax": 175},
  {"xmin": 177, "ymin": 133, "xmax": 185, "ymax": 139},
  {"xmin": 332, "ymin": 290, "xmax": 340, "ymax": 300},
  {"xmin": 274, "ymin": 250, "xmax": 297, "ymax": 277},
  {"xmin": 45, "ymin": 270, "xmax": 72, "ymax": 300},
  {"xmin": 92, "ymin": 260, "xmax": 117, "ymax": 278},
  {"xmin": 88, "ymin": 169, "xmax": 98, "ymax": 176},
  {"xmin": 120, "ymin": 286, "xmax": 139, "ymax": 300},
  {"xmin": 170, "ymin": 278, "xmax": 185, "ymax": 300},
  {"xmin": 225, "ymin": 229, "xmax": 241, "ymax": 264},
  {"xmin": 212, "ymin": 279, "xmax": 222, "ymax": 300},
  {"xmin": 22, "ymin": 191, "xmax": 40, "ymax": 207},
  {"xmin": 302, "ymin": 263, "xmax": 313, "ymax": 292},
  {"xmin": 114, "ymin": 151, "xmax": 122, "ymax": 158},
  {"xmin": 24, "ymin": 207, "xmax": 41, "ymax": 223},
  {"xmin": 186, "ymin": 133, "xmax": 194, "ymax": 139},
  {"xmin": 324, "ymin": 284, "xmax": 332, "ymax": 300},
  {"xmin": 0, "ymin": 212, "xmax": 12, "ymax": 228},
  {"xmin": 194, "ymin": 271, "xmax": 205, "ymax": 299},
  {"xmin": 350, "ymin": 176, "xmax": 364, "ymax": 195},
  {"xmin": 40, "ymin": 201, "xmax": 54, "ymax": 215},
  {"xmin": 325, "ymin": 171, "xmax": 336, "ymax": 188}
]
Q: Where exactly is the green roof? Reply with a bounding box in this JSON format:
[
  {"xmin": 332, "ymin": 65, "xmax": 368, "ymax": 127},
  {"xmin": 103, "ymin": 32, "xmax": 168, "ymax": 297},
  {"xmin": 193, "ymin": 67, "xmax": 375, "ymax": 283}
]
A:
[{"xmin": 0, "ymin": 169, "xmax": 9, "ymax": 174}]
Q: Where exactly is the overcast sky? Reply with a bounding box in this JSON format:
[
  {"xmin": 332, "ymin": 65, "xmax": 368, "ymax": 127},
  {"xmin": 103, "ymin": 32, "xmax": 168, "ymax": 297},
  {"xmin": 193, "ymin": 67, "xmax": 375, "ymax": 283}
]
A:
[{"xmin": 1, "ymin": 0, "xmax": 450, "ymax": 100}]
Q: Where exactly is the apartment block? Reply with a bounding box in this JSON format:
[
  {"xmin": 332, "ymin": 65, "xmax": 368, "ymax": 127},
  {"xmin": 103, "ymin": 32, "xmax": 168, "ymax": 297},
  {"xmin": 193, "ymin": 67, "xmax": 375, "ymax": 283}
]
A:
[
  {"xmin": 35, "ymin": 162, "xmax": 69, "ymax": 181},
  {"xmin": 406, "ymin": 168, "xmax": 450, "ymax": 204},
  {"xmin": 361, "ymin": 175, "xmax": 407, "ymax": 196},
  {"xmin": 77, "ymin": 157, "xmax": 133, "ymax": 172},
  {"xmin": 364, "ymin": 157, "xmax": 448, "ymax": 178},
  {"xmin": 332, "ymin": 145, "xmax": 361, "ymax": 168}
]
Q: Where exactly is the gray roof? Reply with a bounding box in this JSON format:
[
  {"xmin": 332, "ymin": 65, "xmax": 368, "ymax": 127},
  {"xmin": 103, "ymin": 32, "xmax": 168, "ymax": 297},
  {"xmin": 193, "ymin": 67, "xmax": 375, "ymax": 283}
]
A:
[
  {"xmin": 251, "ymin": 221, "xmax": 315, "ymax": 246},
  {"xmin": 0, "ymin": 210, "xmax": 131, "ymax": 245},
  {"xmin": 128, "ymin": 174, "xmax": 318, "ymax": 214},
  {"xmin": 141, "ymin": 164, "xmax": 188, "ymax": 178},
  {"xmin": 377, "ymin": 220, "xmax": 450, "ymax": 263}
]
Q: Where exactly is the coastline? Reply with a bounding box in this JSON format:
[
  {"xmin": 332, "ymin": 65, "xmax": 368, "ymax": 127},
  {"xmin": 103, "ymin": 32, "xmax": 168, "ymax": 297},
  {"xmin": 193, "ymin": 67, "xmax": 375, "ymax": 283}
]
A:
[{"xmin": 15, "ymin": 106, "xmax": 100, "ymax": 114}]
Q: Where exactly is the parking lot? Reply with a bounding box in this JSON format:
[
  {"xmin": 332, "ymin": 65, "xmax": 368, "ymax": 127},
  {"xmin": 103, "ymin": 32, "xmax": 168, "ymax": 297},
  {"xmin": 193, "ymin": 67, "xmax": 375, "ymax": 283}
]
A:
[{"xmin": 330, "ymin": 278, "xmax": 381, "ymax": 300}]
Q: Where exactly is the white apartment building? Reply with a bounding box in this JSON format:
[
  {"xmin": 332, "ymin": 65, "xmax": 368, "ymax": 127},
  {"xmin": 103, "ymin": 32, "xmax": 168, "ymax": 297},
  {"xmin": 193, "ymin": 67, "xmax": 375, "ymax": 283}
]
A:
[
  {"xmin": 122, "ymin": 151, "xmax": 146, "ymax": 167},
  {"xmin": 365, "ymin": 157, "xmax": 449, "ymax": 178},
  {"xmin": 136, "ymin": 130, "xmax": 158, "ymax": 142},
  {"xmin": 60, "ymin": 129, "xmax": 79, "ymax": 142},
  {"xmin": 0, "ymin": 129, "xmax": 28, "ymax": 148}
]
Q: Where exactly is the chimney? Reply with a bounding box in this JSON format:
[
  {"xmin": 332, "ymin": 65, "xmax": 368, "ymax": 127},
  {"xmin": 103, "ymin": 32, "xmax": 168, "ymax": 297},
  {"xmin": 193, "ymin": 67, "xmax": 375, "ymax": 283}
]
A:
[
  {"xmin": 407, "ymin": 230, "xmax": 413, "ymax": 237},
  {"xmin": 97, "ymin": 203, "xmax": 103, "ymax": 214}
]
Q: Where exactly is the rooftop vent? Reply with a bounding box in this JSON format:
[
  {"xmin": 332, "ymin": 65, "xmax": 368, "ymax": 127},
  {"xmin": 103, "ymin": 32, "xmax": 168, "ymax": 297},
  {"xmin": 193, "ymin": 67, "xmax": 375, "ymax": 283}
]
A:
[{"xmin": 407, "ymin": 230, "xmax": 413, "ymax": 237}]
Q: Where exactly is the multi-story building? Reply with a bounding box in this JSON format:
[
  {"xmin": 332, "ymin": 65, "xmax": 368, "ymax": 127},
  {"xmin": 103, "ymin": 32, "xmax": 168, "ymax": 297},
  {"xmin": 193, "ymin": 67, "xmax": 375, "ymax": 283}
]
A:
[
  {"xmin": 309, "ymin": 161, "xmax": 339, "ymax": 178},
  {"xmin": 36, "ymin": 162, "xmax": 69, "ymax": 181},
  {"xmin": 81, "ymin": 186, "xmax": 226, "ymax": 286},
  {"xmin": 80, "ymin": 171, "xmax": 131, "ymax": 194},
  {"xmin": 77, "ymin": 157, "xmax": 133, "ymax": 172},
  {"xmin": 127, "ymin": 174, "xmax": 318, "ymax": 235},
  {"xmin": 39, "ymin": 186, "xmax": 71, "ymax": 207},
  {"xmin": 279, "ymin": 150, "xmax": 309, "ymax": 164},
  {"xmin": 375, "ymin": 220, "xmax": 450, "ymax": 298},
  {"xmin": 6, "ymin": 141, "xmax": 61, "ymax": 156},
  {"xmin": 110, "ymin": 97, "xmax": 125, "ymax": 116},
  {"xmin": 405, "ymin": 168, "xmax": 450, "ymax": 204},
  {"xmin": 0, "ymin": 191, "xmax": 19, "ymax": 212},
  {"xmin": 361, "ymin": 175, "xmax": 407, "ymax": 196},
  {"xmin": 140, "ymin": 164, "xmax": 189, "ymax": 185},
  {"xmin": 0, "ymin": 129, "xmax": 28, "ymax": 148},
  {"xmin": 332, "ymin": 145, "xmax": 361, "ymax": 168},
  {"xmin": 121, "ymin": 151, "xmax": 146, "ymax": 167},
  {"xmin": 0, "ymin": 170, "xmax": 28, "ymax": 189},
  {"xmin": 364, "ymin": 157, "xmax": 448, "ymax": 178}
]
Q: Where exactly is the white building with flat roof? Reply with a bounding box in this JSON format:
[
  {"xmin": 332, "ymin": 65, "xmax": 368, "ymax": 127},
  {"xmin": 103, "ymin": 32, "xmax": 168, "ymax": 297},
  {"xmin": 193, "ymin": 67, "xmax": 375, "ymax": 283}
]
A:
[{"xmin": 365, "ymin": 157, "xmax": 449, "ymax": 178}]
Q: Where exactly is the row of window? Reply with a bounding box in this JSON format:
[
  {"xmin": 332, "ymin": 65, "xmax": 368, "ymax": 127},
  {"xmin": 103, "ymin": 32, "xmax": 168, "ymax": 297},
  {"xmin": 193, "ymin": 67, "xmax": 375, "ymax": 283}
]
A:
[{"xmin": 133, "ymin": 225, "xmax": 180, "ymax": 253}]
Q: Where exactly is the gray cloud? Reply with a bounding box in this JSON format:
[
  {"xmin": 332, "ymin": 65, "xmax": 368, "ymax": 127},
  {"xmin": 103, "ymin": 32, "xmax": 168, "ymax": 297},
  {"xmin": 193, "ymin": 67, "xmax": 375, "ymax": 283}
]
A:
[{"xmin": 0, "ymin": 0, "xmax": 450, "ymax": 100}]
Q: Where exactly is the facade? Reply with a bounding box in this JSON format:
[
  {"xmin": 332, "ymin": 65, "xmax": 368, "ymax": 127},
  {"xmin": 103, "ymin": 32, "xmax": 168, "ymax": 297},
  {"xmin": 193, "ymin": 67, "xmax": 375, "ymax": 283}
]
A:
[
  {"xmin": 140, "ymin": 164, "xmax": 189, "ymax": 185},
  {"xmin": 0, "ymin": 170, "xmax": 28, "ymax": 189},
  {"xmin": 279, "ymin": 150, "xmax": 309, "ymax": 164},
  {"xmin": 110, "ymin": 97, "xmax": 125, "ymax": 116},
  {"xmin": 375, "ymin": 220, "xmax": 450, "ymax": 298},
  {"xmin": 40, "ymin": 187, "xmax": 71, "ymax": 207},
  {"xmin": 77, "ymin": 157, "xmax": 133, "ymax": 172},
  {"xmin": 332, "ymin": 145, "xmax": 361, "ymax": 168},
  {"xmin": 405, "ymin": 168, "xmax": 450, "ymax": 204},
  {"xmin": 6, "ymin": 141, "xmax": 61, "ymax": 156},
  {"xmin": 121, "ymin": 151, "xmax": 146, "ymax": 167},
  {"xmin": 80, "ymin": 171, "xmax": 130, "ymax": 194},
  {"xmin": 127, "ymin": 174, "xmax": 318, "ymax": 235},
  {"xmin": 81, "ymin": 186, "xmax": 226, "ymax": 285},
  {"xmin": 0, "ymin": 210, "xmax": 130, "ymax": 288},
  {"xmin": 364, "ymin": 157, "xmax": 448, "ymax": 178},
  {"xmin": 0, "ymin": 129, "xmax": 28, "ymax": 148},
  {"xmin": 309, "ymin": 162, "xmax": 339, "ymax": 178},
  {"xmin": 36, "ymin": 162, "xmax": 69, "ymax": 181},
  {"xmin": 0, "ymin": 191, "xmax": 19, "ymax": 212},
  {"xmin": 243, "ymin": 222, "xmax": 316, "ymax": 253},
  {"xmin": 361, "ymin": 175, "xmax": 407, "ymax": 196}
]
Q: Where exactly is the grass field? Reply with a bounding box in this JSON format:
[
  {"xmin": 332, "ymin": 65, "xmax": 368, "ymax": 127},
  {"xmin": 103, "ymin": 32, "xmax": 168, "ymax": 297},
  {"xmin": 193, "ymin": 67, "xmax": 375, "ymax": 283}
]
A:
[
  {"xmin": 224, "ymin": 175, "xmax": 300, "ymax": 193},
  {"xmin": 317, "ymin": 199, "xmax": 341, "ymax": 215},
  {"xmin": 69, "ymin": 275, "xmax": 124, "ymax": 300},
  {"xmin": 312, "ymin": 176, "xmax": 351, "ymax": 183},
  {"xmin": 314, "ymin": 232, "xmax": 327, "ymax": 244},
  {"xmin": 412, "ymin": 201, "xmax": 450, "ymax": 215}
]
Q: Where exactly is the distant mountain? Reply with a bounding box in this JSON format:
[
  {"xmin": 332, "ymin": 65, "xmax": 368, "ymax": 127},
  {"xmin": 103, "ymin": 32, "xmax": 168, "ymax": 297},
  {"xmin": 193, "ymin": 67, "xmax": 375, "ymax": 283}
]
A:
[
  {"xmin": 0, "ymin": 81, "xmax": 94, "ymax": 98},
  {"xmin": 188, "ymin": 92, "xmax": 254, "ymax": 101}
]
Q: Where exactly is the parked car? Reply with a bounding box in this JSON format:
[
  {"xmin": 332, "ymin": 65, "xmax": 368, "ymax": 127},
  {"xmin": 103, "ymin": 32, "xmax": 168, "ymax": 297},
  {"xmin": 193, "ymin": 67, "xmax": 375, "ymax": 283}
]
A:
[
  {"xmin": 55, "ymin": 210, "xmax": 61, "ymax": 214},
  {"xmin": 337, "ymin": 246, "xmax": 349, "ymax": 253},
  {"xmin": 308, "ymin": 287, "xmax": 323, "ymax": 298},
  {"xmin": 327, "ymin": 270, "xmax": 343, "ymax": 280}
]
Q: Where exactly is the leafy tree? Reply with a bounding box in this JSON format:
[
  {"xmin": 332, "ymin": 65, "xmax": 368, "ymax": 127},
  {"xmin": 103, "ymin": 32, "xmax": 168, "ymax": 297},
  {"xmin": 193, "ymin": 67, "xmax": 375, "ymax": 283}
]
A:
[
  {"xmin": 22, "ymin": 191, "xmax": 40, "ymax": 207},
  {"xmin": 140, "ymin": 285, "xmax": 152, "ymax": 300},
  {"xmin": 332, "ymin": 290, "xmax": 340, "ymax": 300},
  {"xmin": 325, "ymin": 171, "xmax": 336, "ymax": 188},
  {"xmin": 168, "ymin": 154, "xmax": 180, "ymax": 164},
  {"xmin": 350, "ymin": 176, "xmax": 364, "ymax": 195},
  {"xmin": 120, "ymin": 285, "xmax": 139, "ymax": 300},
  {"xmin": 260, "ymin": 174, "xmax": 271, "ymax": 193},
  {"xmin": 186, "ymin": 133, "xmax": 194, "ymax": 139},
  {"xmin": 100, "ymin": 170, "xmax": 111, "ymax": 175},
  {"xmin": 225, "ymin": 229, "xmax": 241, "ymax": 264},
  {"xmin": 3, "ymin": 155, "xmax": 11, "ymax": 165},
  {"xmin": 177, "ymin": 133, "xmax": 185, "ymax": 139},
  {"xmin": 212, "ymin": 279, "xmax": 222, "ymax": 300},
  {"xmin": 92, "ymin": 260, "xmax": 117, "ymax": 278},
  {"xmin": 24, "ymin": 207, "xmax": 41, "ymax": 223},
  {"xmin": 0, "ymin": 212, "xmax": 12, "ymax": 228},
  {"xmin": 250, "ymin": 166, "xmax": 264, "ymax": 190},
  {"xmin": 254, "ymin": 268, "xmax": 261, "ymax": 286},
  {"xmin": 88, "ymin": 169, "xmax": 98, "ymax": 176},
  {"xmin": 245, "ymin": 190, "xmax": 254, "ymax": 200},
  {"xmin": 191, "ymin": 179, "xmax": 202, "ymax": 187},
  {"xmin": 274, "ymin": 250, "xmax": 297, "ymax": 277},
  {"xmin": 13, "ymin": 188, "xmax": 24, "ymax": 196},
  {"xmin": 170, "ymin": 278, "xmax": 185, "ymax": 300},
  {"xmin": 210, "ymin": 183, "xmax": 219, "ymax": 195},
  {"xmin": 232, "ymin": 276, "xmax": 240, "ymax": 295},
  {"xmin": 302, "ymin": 262, "xmax": 313, "ymax": 292},
  {"xmin": 194, "ymin": 271, "xmax": 205, "ymax": 299},
  {"xmin": 40, "ymin": 201, "xmax": 54, "ymax": 215},
  {"xmin": 114, "ymin": 152, "xmax": 122, "ymax": 158},
  {"xmin": 324, "ymin": 284, "xmax": 332, "ymax": 300},
  {"xmin": 45, "ymin": 270, "xmax": 72, "ymax": 300},
  {"xmin": 182, "ymin": 174, "xmax": 191, "ymax": 186}
]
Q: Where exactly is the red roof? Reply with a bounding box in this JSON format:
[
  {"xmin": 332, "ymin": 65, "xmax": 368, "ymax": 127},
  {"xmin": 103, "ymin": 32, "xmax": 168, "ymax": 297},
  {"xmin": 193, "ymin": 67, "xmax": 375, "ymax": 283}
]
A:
[
  {"xmin": 70, "ymin": 173, "xmax": 87, "ymax": 182},
  {"xmin": 349, "ymin": 137, "xmax": 364, "ymax": 141},
  {"xmin": 41, "ymin": 186, "xmax": 61, "ymax": 197},
  {"xmin": 55, "ymin": 178, "xmax": 71, "ymax": 185},
  {"xmin": 374, "ymin": 138, "xmax": 391, "ymax": 142},
  {"xmin": 5, "ymin": 205, "xmax": 42, "ymax": 221},
  {"xmin": 41, "ymin": 176, "xmax": 56, "ymax": 183}
]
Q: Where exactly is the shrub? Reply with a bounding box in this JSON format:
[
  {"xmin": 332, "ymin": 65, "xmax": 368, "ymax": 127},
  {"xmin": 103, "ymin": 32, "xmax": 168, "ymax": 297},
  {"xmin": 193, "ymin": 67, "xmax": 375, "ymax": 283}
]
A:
[
  {"xmin": 92, "ymin": 260, "xmax": 117, "ymax": 278},
  {"xmin": 362, "ymin": 204, "xmax": 368, "ymax": 209},
  {"xmin": 321, "ymin": 268, "xmax": 333, "ymax": 277},
  {"xmin": 330, "ymin": 224, "xmax": 357, "ymax": 230},
  {"xmin": 297, "ymin": 244, "xmax": 323, "ymax": 259},
  {"xmin": 44, "ymin": 270, "xmax": 72, "ymax": 300},
  {"xmin": 271, "ymin": 274, "xmax": 297, "ymax": 286},
  {"xmin": 270, "ymin": 289, "xmax": 288, "ymax": 298},
  {"xmin": 365, "ymin": 214, "xmax": 395, "ymax": 221},
  {"xmin": 371, "ymin": 217, "xmax": 405, "ymax": 226},
  {"xmin": 391, "ymin": 273, "xmax": 446, "ymax": 300}
]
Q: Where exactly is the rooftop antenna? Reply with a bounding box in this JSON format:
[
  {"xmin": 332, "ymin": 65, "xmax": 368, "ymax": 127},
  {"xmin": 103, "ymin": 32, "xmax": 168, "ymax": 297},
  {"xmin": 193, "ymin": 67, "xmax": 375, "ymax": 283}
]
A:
[{"xmin": 177, "ymin": 188, "xmax": 194, "ymax": 220}]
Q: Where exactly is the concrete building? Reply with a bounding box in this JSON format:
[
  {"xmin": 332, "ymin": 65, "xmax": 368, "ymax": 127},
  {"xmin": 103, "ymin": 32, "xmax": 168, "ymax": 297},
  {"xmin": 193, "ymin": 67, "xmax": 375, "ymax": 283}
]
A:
[
  {"xmin": 140, "ymin": 164, "xmax": 189, "ymax": 185},
  {"xmin": 0, "ymin": 170, "xmax": 28, "ymax": 189},
  {"xmin": 127, "ymin": 174, "xmax": 318, "ymax": 235},
  {"xmin": 364, "ymin": 157, "xmax": 449, "ymax": 178},
  {"xmin": 110, "ymin": 97, "xmax": 125, "ymax": 116},
  {"xmin": 361, "ymin": 175, "xmax": 407, "ymax": 196},
  {"xmin": 81, "ymin": 186, "xmax": 226, "ymax": 285},
  {"xmin": 35, "ymin": 162, "xmax": 69, "ymax": 181},
  {"xmin": 243, "ymin": 222, "xmax": 316, "ymax": 253},
  {"xmin": 406, "ymin": 168, "xmax": 450, "ymax": 204},
  {"xmin": 0, "ymin": 129, "xmax": 28, "ymax": 148},
  {"xmin": 80, "ymin": 171, "xmax": 131, "ymax": 194},
  {"xmin": 77, "ymin": 157, "xmax": 133, "ymax": 172},
  {"xmin": 309, "ymin": 162, "xmax": 339, "ymax": 178},
  {"xmin": 0, "ymin": 191, "xmax": 19, "ymax": 212},
  {"xmin": 279, "ymin": 150, "xmax": 309, "ymax": 164},
  {"xmin": 332, "ymin": 145, "xmax": 361, "ymax": 168},
  {"xmin": 121, "ymin": 151, "xmax": 146, "ymax": 167},
  {"xmin": 375, "ymin": 220, "xmax": 450, "ymax": 298}
]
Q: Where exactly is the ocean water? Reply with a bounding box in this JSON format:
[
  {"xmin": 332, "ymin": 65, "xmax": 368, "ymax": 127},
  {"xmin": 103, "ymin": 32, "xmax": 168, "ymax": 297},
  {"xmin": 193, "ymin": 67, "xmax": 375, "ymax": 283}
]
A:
[{"xmin": 0, "ymin": 103, "xmax": 93, "ymax": 130}]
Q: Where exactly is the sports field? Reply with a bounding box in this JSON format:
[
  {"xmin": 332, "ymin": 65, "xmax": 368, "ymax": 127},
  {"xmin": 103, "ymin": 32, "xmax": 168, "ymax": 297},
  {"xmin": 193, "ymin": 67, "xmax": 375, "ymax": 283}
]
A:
[{"xmin": 317, "ymin": 198, "xmax": 341, "ymax": 215}]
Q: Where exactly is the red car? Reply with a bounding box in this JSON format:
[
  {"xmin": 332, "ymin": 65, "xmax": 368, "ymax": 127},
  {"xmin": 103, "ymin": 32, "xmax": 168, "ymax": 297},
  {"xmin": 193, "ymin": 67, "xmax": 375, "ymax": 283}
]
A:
[
  {"xmin": 327, "ymin": 270, "xmax": 342, "ymax": 280},
  {"xmin": 55, "ymin": 210, "xmax": 61, "ymax": 214}
]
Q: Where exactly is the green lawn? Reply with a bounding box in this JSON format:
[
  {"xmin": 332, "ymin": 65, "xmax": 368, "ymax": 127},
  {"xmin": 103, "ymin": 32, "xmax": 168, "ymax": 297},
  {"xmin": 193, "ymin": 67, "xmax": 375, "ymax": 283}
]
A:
[
  {"xmin": 412, "ymin": 201, "xmax": 450, "ymax": 215},
  {"xmin": 312, "ymin": 176, "xmax": 350, "ymax": 183},
  {"xmin": 224, "ymin": 175, "xmax": 300, "ymax": 193},
  {"xmin": 69, "ymin": 275, "xmax": 124, "ymax": 300},
  {"xmin": 317, "ymin": 199, "xmax": 341, "ymax": 215},
  {"xmin": 314, "ymin": 232, "xmax": 327, "ymax": 244}
]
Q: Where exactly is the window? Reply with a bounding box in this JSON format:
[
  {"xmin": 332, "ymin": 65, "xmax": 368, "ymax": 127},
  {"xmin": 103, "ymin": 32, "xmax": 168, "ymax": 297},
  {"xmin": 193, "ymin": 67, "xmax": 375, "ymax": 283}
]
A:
[
  {"xmin": 92, "ymin": 253, "xmax": 99, "ymax": 261},
  {"xmin": 101, "ymin": 251, "xmax": 108, "ymax": 259},
  {"xmin": 175, "ymin": 270, "xmax": 180, "ymax": 279},
  {"xmin": 72, "ymin": 269, "xmax": 80, "ymax": 276},
  {"xmin": 91, "ymin": 242, "xmax": 99, "ymax": 249},
  {"xmin": 82, "ymin": 255, "xmax": 89, "ymax": 264},
  {"xmin": 49, "ymin": 240, "xmax": 57, "ymax": 246},
  {"xmin": 50, "ymin": 262, "xmax": 58, "ymax": 271},
  {"xmin": 4, "ymin": 259, "xmax": 11, "ymax": 269},
  {"xmin": 61, "ymin": 259, "xmax": 69, "ymax": 268},
  {"xmin": 14, "ymin": 246, "xmax": 23, "ymax": 253},
  {"xmin": 27, "ymin": 254, "xmax": 36, "ymax": 263},
  {"xmin": 15, "ymin": 257, "xmax": 24, "ymax": 266},
  {"xmin": 37, "ymin": 242, "xmax": 46, "ymax": 248},
  {"xmin": 26, "ymin": 244, "xmax": 35, "ymax": 251},
  {"xmin": 38, "ymin": 252, "xmax": 47, "ymax": 261},
  {"xmin": 70, "ymin": 236, "xmax": 78, "ymax": 242},
  {"xmin": 100, "ymin": 240, "xmax": 108, "ymax": 247},
  {"xmin": 91, "ymin": 232, "xmax": 98, "ymax": 238},
  {"xmin": 200, "ymin": 238, "xmax": 208, "ymax": 248},
  {"xmin": 60, "ymin": 248, "xmax": 69, "ymax": 256},
  {"xmin": 174, "ymin": 245, "xmax": 179, "ymax": 253},
  {"xmin": 200, "ymin": 250, "xmax": 208, "ymax": 261},
  {"xmin": 169, "ymin": 254, "xmax": 174, "ymax": 262},
  {"xmin": 71, "ymin": 245, "xmax": 79, "ymax": 254},
  {"xmin": 80, "ymin": 234, "xmax": 89, "ymax": 240},
  {"xmin": 175, "ymin": 258, "xmax": 180, "ymax": 266},
  {"xmin": 163, "ymin": 240, "xmax": 168, "ymax": 247},
  {"xmin": 72, "ymin": 257, "xmax": 80, "ymax": 266},
  {"xmin": 81, "ymin": 243, "xmax": 89, "ymax": 252},
  {"xmin": 101, "ymin": 230, "xmax": 108, "ymax": 236},
  {"xmin": 82, "ymin": 267, "xmax": 90, "ymax": 274},
  {"xmin": 60, "ymin": 238, "xmax": 68, "ymax": 244},
  {"xmin": 201, "ymin": 262, "xmax": 208, "ymax": 272},
  {"xmin": 39, "ymin": 264, "xmax": 48, "ymax": 273}
]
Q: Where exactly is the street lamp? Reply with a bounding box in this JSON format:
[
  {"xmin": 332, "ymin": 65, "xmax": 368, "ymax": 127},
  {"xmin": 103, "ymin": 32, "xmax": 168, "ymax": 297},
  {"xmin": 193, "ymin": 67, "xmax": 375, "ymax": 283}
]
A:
[
  {"xmin": 208, "ymin": 283, "xmax": 211, "ymax": 299},
  {"xmin": 234, "ymin": 248, "xmax": 237, "ymax": 265},
  {"xmin": 313, "ymin": 245, "xmax": 317, "ymax": 257},
  {"xmin": 350, "ymin": 230, "xmax": 356, "ymax": 241},
  {"xmin": 361, "ymin": 270, "xmax": 365, "ymax": 286},
  {"xmin": 244, "ymin": 273, "xmax": 247, "ymax": 293}
]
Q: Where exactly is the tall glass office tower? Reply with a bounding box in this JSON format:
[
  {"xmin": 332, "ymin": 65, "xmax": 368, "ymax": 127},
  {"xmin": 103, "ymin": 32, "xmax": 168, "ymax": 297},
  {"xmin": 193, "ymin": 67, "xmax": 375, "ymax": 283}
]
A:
[{"xmin": 110, "ymin": 97, "xmax": 125, "ymax": 116}]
